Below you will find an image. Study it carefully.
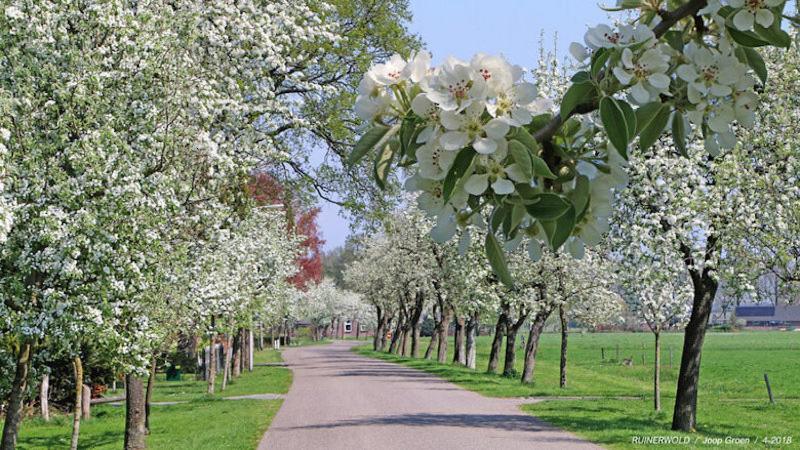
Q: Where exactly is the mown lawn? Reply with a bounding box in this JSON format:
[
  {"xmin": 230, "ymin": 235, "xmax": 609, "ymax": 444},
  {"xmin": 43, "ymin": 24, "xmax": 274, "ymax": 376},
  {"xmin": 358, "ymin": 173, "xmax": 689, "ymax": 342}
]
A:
[
  {"xmin": 10, "ymin": 348, "xmax": 290, "ymax": 449},
  {"xmin": 356, "ymin": 331, "xmax": 800, "ymax": 448}
]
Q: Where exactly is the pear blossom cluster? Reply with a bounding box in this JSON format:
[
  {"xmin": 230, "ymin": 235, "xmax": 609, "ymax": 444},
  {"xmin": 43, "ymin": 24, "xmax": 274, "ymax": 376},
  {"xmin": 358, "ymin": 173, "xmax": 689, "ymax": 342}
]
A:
[{"xmin": 352, "ymin": 0, "xmax": 794, "ymax": 283}]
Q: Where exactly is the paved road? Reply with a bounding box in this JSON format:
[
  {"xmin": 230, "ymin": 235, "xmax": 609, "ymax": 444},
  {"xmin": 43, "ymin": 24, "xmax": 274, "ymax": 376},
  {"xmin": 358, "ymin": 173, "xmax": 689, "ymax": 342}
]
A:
[{"xmin": 259, "ymin": 341, "xmax": 600, "ymax": 450}]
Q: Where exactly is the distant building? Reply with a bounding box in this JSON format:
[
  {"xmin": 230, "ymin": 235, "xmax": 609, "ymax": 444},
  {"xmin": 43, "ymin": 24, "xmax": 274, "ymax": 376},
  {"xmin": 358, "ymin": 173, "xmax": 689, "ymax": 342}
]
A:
[{"xmin": 734, "ymin": 304, "xmax": 800, "ymax": 327}]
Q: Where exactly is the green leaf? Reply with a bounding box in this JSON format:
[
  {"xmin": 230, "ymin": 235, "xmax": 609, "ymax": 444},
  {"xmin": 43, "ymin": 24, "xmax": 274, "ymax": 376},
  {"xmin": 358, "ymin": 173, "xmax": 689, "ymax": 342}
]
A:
[
  {"xmin": 561, "ymin": 81, "xmax": 596, "ymax": 119},
  {"xmin": 348, "ymin": 124, "xmax": 395, "ymax": 165},
  {"xmin": 442, "ymin": 148, "xmax": 476, "ymax": 203},
  {"xmin": 373, "ymin": 142, "xmax": 395, "ymax": 190},
  {"xmin": 754, "ymin": 20, "xmax": 791, "ymax": 48},
  {"xmin": 599, "ymin": 96, "xmax": 633, "ymax": 159},
  {"xmin": 663, "ymin": 30, "xmax": 684, "ymax": 51},
  {"xmin": 485, "ymin": 228, "xmax": 514, "ymax": 288},
  {"xmin": 672, "ymin": 111, "xmax": 688, "ymax": 157},
  {"xmin": 568, "ymin": 175, "xmax": 590, "ymax": 217},
  {"xmin": 525, "ymin": 193, "xmax": 570, "ymax": 220},
  {"xmin": 591, "ymin": 48, "xmax": 612, "ymax": 79},
  {"xmin": 735, "ymin": 47, "xmax": 768, "ymax": 84},
  {"xmin": 531, "ymin": 155, "xmax": 557, "ymax": 179},
  {"xmin": 550, "ymin": 205, "xmax": 576, "ymax": 250},
  {"xmin": 724, "ymin": 13, "xmax": 770, "ymax": 47},
  {"xmin": 635, "ymin": 102, "xmax": 671, "ymax": 151},
  {"xmin": 511, "ymin": 126, "xmax": 540, "ymax": 153},
  {"xmin": 619, "ymin": 100, "xmax": 637, "ymax": 141},
  {"xmin": 508, "ymin": 140, "xmax": 532, "ymax": 179}
]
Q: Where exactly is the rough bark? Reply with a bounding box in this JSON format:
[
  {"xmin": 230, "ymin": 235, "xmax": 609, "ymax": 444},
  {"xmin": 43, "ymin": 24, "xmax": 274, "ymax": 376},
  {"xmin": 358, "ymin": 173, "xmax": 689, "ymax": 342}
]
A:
[
  {"xmin": 503, "ymin": 309, "xmax": 528, "ymax": 377},
  {"xmin": 145, "ymin": 355, "xmax": 157, "ymax": 433},
  {"xmin": 373, "ymin": 307, "xmax": 384, "ymax": 351},
  {"xmin": 487, "ymin": 307, "xmax": 507, "ymax": 373},
  {"xmin": 559, "ymin": 305, "xmax": 568, "ymax": 389},
  {"xmin": 124, "ymin": 374, "xmax": 147, "ymax": 450},
  {"xmin": 436, "ymin": 307, "xmax": 451, "ymax": 364},
  {"xmin": 409, "ymin": 293, "xmax": 425, "ymax": 358},
  {"xmin": 380, "ymin": 317, "xmax": 391, "ymax": 351},
  {"xmin": 232, "ymin": 330, "xmax": 242, "ymax": 378},
  {"xmin": 522, "ymin": 310, "xmax": 551, "ymax": 384},
  {"xmin": 1, "ymin": 340, "xmax": 33, "ymax": 450},
  {"xmin": 672, "ymin": 271, "xmax": 717, "ymax": 431},
  {"xmin": 221, "ymin": 335, "xmax": 232, "ymax": 391},
  {"xmin": 654, "ymin": 330, "xmax": 661, "ymax": 411},
  {"xmin": 70, "ymin": 357, "xmax": 83, "ymax": 450},
  {"xmin": 465, "ymin": 313, "xmax": 479, "ymax": 369},
  {"xmin": 207, "ymin": 337, "xmax": 217, "ymax": 395},
  {"xmin": 40, "ymin": 373, "xmax": 50, "ymax": 422},
  {"xmin": 453, "ymin": 316, "xmax": 466, "ymax": 365},
  {"xmin": 424, "ymin": 304, "xmax": 440, "ymax": 359},
  {"xmin": 388, "ymin": 314, "xmax": 402, "ymax": 354}
]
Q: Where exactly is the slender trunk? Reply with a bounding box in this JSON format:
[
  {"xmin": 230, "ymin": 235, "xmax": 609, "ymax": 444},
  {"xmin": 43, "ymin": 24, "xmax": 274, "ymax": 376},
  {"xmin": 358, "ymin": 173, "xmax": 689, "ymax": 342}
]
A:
[
  {"xmin": 380, "ymin": 317, "xmax": 391, "ymax": 351},
  {"xmin": 40, "ymin": 373, "xmax": 50, "ymax": 421},
  {"xmin": 207, "ymin": 337, "xmax": 217, "ymax": 395},
  {"xmin": 409, "ymin": 294, "xmax": 425, "ymax": 358},
  {"xmin": 222, "ymin": 335, "xmax": 232, "ymax": 391},
  {"xmin": 453, "ymin": 316, "xmax": 466, "ymax": 365},
  {"xmin": 70, "ymin": 356, "xmax": 83, "ymax": 450},
  {"xmin": 487, "ymin": 310, "xmax": 507, "ymax": 373},
  {"xmin": 559, "ymin": 305, "xmax": 568, "ymax": 389},
  {"xmin": 356, "ymin": 322, "xmax": 361, "ymax": 340},
  {"xmin": 388, "ymin": 315, "xmax": 402, "ymax": 354},
  {"xmin": 424, "ymin": 330, "xmax": 438, "ymax": 360},
  {"xmin": 145, "ymin": 355, "xmax": 157, "ymax": 433},
  {"xmin": 124, "ymin": 374, "xmax": 147, "ymax": 450},
  {"xmin": 522, "ymin": 310, "xmax": 550, "ymax": 384},
  {"xmin": 1, "ymin": 340, "xmax": 33, "ymax": 450},
  {"xmin": 465, "ymin": 313, "xmax": 478, "ymax": 369},
  {"xmin": 654, "ymin": 330, "xmax": 661, "ymax": 411},
  {"xmin": 503, "ymin": 310, "xmax": 527, "ymax": 377},
  {"xmin": 672, "ymin": 273, "xmax": 717, "ymax": 431},
  {"xmin": 247, "ymin": 329, "xmax": 254, "ymax": 371},
  {"xmin": 232, "ymin": 330, "xmax": 242, "ymax": 378},
  {"xmin": 373, "ymin": 307, "xmax": 384, "ymax": 351},
  {"xmin": 436, "ymin": 308, "xmax": 451, "ymax": 363},
  {"xmin": 424, "ymin": 304, "xmax": 440, "ymax": 360},
  {"xmin": 400, "ymin": 328, "xmax": 409, "ymax": 356}
]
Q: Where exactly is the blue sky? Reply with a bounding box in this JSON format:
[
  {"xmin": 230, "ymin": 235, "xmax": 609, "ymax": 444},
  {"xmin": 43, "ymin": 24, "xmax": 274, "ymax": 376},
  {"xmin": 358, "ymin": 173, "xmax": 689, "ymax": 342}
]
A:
[{"xmin": 317, "ymin": 0, "xmax": 610, "ymax": 251}]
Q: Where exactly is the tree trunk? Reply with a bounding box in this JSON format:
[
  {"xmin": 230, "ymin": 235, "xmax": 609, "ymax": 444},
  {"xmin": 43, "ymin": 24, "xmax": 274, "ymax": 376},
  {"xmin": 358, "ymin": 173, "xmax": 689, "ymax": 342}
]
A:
[
  {"xmin": 436, "ymin": 308, "xmax": 451, "ymax": 364},
  {"xmin": 424, "ymin": 330, "xmax": 438, "ymax": 360},
  {"xmin": 380, "ymin": 317, "xmax": 391, "ymax": 351},
  {"xmin": 522, "ymin": 310, "xmax": 550, "ymax": 384},
  {"xmin": 453, "ymin": 316, "xmax": 466, "ymax": 365},
  {"xmin": 222, "ymin": 335, "xmax": 232, "ymax": 391},
  {"xmin": 124, "ymin": 374, "xmax": 147, "ymax": 450},
  {"xmin": 207, "ymin": 337, "xmax": 217, "ymax": 395},
  {"xmin": 1, "ymin": 340, "xmax": 33, "ymax": 450},
  {"xmin": 232, "ymin": 330, "xmax": 242, "ymax": 378},
  {"xmin": 503, "ymin": 310, "xmax": 528, "ymax": 377},
  {"xmin": 373, "ymin": 307, "xmax": 384, "ymax": 351},
  {"xmin": 672, "ymin": 273, "xmax": 717, "ymax": 431},
  {"xmin": 247, "ymin": 329, "xmax": 254, "ymax": 371},
  {"xmin": 424, "ymin": 304, "xmax": 440, "ymax": 359},
  {"xmin": 487, "ymin": 310, "xmax": 507, "ymax": 373},
  {"xmin": 465, "ymin": 313, "xmax": 479, "ymax": 369},
  {"xmin": 145, "ymin": 354, "xmax": 157, "ymax": 433},
  {"xmin": 409, "ymin": 293, "xmax": 425, "ymax": 358},
  {"xmin": 400, "ymin": 328, "xmax": 409, "ymax": 356},
  {"xmin": 70, "ymin": 357, "xmax": 83, "ymax": 450},
  {"xmin": 559, "ymin": 305, "xmax": 568, "ymax": 389},
  {"xmin": 388, "ymin": 315, "xmax": 402, "ymax": 354},
  {"xmin": 40, "ymin": 373, "xmax": 50, "ymax": 421},
  {"xmin": 654, "ymin": 330, "xmax": 661, "ymax": 412}
]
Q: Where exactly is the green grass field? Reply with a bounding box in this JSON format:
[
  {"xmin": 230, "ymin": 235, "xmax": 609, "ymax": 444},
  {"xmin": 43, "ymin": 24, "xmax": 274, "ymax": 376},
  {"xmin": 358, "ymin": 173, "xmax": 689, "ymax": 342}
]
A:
[
  {"xmin": 9, "ymin": 348, "xmax": 290, "ymax": 449},
  {"xmin": 357, "ymin": 330, "xmax": 800, "ymax": 448}
]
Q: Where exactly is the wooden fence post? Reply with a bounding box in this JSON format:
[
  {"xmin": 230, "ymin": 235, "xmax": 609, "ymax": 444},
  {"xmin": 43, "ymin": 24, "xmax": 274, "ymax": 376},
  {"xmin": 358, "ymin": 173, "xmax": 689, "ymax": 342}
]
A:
[{"xmin": 764, "ymin": 373, "xmax": 775, "ymax": 404}]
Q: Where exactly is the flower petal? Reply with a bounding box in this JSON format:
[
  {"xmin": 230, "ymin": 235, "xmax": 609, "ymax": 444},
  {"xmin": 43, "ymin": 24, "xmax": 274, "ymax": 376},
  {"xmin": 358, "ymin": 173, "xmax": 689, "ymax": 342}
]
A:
[
  {"xmin": 473, "ymin": 137, "xmax": 497, "ymax": 154},
  {"xmin": 491, "ymin": 178, "xmax": 515, "ymax": 195},
  {"xmin": 464, "ymin": 174, "xmax": 489, "ymax": 195}
]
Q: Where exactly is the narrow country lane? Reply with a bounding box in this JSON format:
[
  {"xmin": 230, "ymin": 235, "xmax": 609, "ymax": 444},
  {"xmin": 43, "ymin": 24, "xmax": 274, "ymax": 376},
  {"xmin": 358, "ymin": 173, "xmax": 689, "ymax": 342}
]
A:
[{"xmin": 258, "ymin": 341, "xmax": 601, "ymax": 450}]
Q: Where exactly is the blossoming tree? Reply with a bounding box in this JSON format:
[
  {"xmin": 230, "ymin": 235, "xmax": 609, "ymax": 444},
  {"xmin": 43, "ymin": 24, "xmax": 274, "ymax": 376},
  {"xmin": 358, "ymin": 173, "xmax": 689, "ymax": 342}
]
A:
[{"xmin": 349, "ymin": 0, "xmax": 796, "ymax": 432}]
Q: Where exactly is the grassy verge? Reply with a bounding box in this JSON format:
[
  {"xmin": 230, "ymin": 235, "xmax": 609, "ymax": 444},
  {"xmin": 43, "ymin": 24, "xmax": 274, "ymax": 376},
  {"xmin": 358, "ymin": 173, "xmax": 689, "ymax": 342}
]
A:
[
  {"xmin": 356, "ymin": 331, "xmax": 799, "ymax": 448},
  {"xmin": 11, "ymin": 348, "xmax": 290, "ymax": 449}
]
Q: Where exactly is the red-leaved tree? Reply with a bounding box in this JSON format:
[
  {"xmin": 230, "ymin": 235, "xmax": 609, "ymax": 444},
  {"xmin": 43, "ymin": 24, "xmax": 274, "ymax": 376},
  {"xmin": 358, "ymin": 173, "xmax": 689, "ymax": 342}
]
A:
[{"xmin": 247, "ymin": 172, "xmax": 324, "ymax": 290}]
